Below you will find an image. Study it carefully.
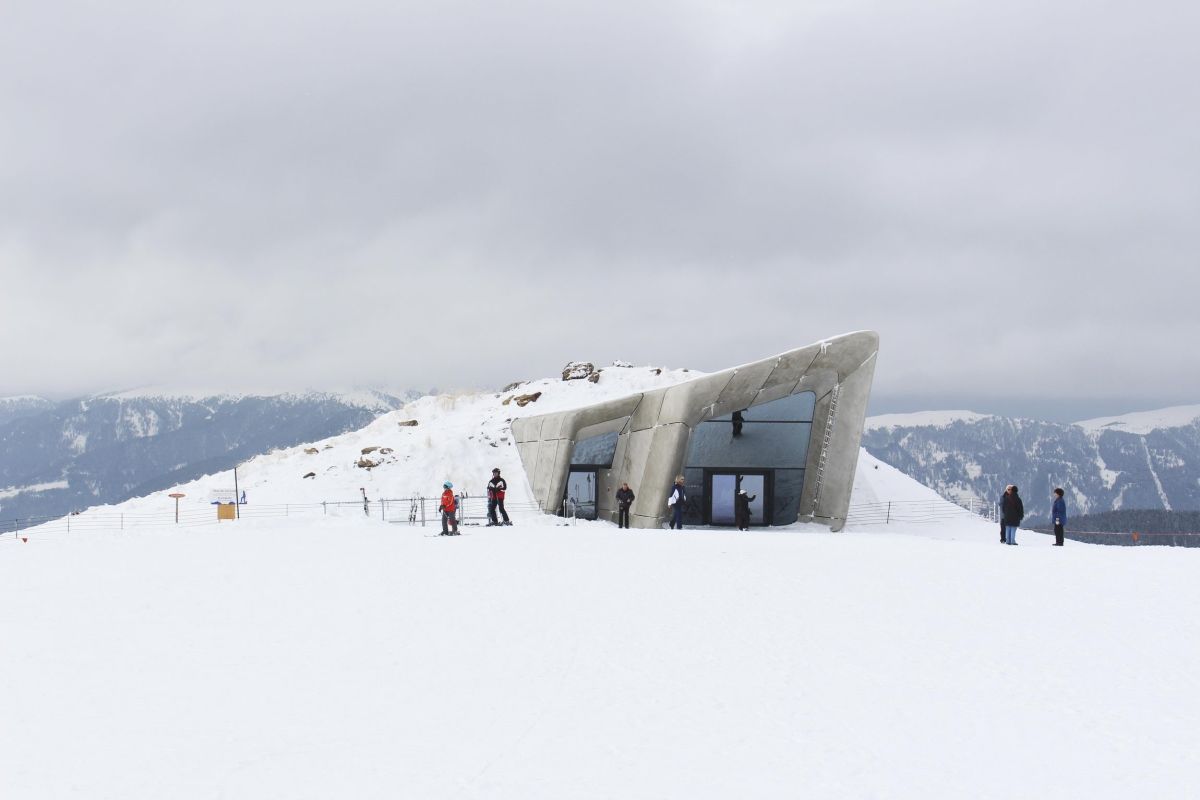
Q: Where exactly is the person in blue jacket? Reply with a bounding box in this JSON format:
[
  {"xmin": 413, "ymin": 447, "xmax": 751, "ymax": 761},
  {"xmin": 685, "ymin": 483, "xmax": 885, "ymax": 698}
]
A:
[{"xmin": 1052, "ymin": 488, "xmax": 1067, "ymax": 546}]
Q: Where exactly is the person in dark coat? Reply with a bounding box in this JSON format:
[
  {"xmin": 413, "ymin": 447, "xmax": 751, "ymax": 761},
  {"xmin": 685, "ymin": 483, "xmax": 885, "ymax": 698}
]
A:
[
  {"xmin": 1052, "ymin": 487, "xmax": 1067, "ymax": 546},
  {"xmin": 1000, "ymin": 485, "xmax": 1012, "ymax": 544},
  {"xmin": 616, "ymin": 482, "xmax": 635, "ymax": 529},
  {"xmin": 487, "ymin": 468, "xmax": 511, "ymax": 526},
  {"xmin": 668, "ymin": 476, "xmax": 686, "ymax": 530},
  {"xmin": 732, "ymin": 410, "xmax": 745, "ymax": 437},
  {"xmin": 1001, "ymin": 484, "xmax": 1024, "ymax": 545},
  {"xmin": 734, "ymin": 489, "xmax": 757, "ymax": 531}
]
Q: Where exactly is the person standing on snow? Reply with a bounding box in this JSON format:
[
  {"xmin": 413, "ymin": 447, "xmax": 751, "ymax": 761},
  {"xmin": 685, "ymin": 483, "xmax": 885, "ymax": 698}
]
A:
[
  {"xmin": 1002, "ymin": 484, "xmax": 1024, "ymax": 545},
  {"xmin": 667, "ymin": 476, "xmax": 687, "ymax": 530},
  {"xmin": 439, "ymin": 481, "xmax": 459, "ymax": 536},
  {"xmin": 735, "ymin": 488, "xmax": 757, "ymax": 531},
  {"xmin": 999, "ymin": 485, "xmax": 1013, "ymax": 544},
  {"xmin": 616, "ymin": 482, "xmax": 635, "ymax": 529},
  {"xmin": 1052, "ymin": 487, "xmax": 1067, "ymax": 546},
  {"xmin": 487, "ymin": 468, "xmax": 511, "ymax": 526}
]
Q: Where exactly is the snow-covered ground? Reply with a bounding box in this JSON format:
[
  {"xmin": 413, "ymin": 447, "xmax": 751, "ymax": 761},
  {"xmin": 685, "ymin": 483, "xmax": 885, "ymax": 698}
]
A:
[{"xmin": 4, "ymin": 368, "xmax": 1199, "ymax": 798}]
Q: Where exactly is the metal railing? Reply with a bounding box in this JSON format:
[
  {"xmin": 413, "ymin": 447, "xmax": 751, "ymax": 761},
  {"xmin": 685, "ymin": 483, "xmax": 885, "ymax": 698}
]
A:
[
  {"xmin": 9, "ymin": 493, "xmax": 1194, "ymax": 547},
  {"xmin": 845, "ymin": 499, "xmax": 984, "ymax": 526}
]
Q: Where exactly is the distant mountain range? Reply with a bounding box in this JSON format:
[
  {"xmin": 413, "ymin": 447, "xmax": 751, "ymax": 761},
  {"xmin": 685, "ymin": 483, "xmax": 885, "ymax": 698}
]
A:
[
  {"xmin": 0, "ymin": 390, "xmax": 415, "ymax": 523},
  {"xmin": 862, "ymin": 405, "xmax": 1200, "ymax": 522}
]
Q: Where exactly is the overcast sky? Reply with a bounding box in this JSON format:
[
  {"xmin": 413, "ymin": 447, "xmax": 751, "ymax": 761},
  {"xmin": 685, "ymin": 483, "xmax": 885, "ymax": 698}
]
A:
[{"xmin": 2, "ymin": 0, "xmax": 1197, "ymax": 412}]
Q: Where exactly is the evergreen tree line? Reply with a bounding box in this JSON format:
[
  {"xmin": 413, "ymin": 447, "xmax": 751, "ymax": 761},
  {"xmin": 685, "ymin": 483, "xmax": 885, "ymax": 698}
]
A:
[{"xmin": 1027, "ymin": 509, "xmax": 1200, "ymax": 548}]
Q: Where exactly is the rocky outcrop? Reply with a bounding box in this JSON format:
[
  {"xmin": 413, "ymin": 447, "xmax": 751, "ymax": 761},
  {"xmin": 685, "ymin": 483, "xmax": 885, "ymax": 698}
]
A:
[{"xmin": 562, "ymin": 362, "xmax": 595, "ymax": 381}]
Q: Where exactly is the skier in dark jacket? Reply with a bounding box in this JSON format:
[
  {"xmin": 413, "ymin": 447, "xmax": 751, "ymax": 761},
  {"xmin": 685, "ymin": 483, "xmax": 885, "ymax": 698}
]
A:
[
  {"xmin": 616, "ymin": 482, "xmax": 635, "ymax": 529},
  {"xmin": 734, "ymin": 489, "xmax": 757, "ymax": 531},
  {"xmin": 1001, "ymin": 485, "xmax": 1024, "ymax": 545},
  {"xmin": 487, "ymin": 468, "xmax": 511, "ymax": 526},
  {"xmin": 668, "ymin": 476, "xmax": 686, "ymax": 530},
  {"xmin": 1052, "ymin": 488, "xmax": 1067, "ymax": 546}
]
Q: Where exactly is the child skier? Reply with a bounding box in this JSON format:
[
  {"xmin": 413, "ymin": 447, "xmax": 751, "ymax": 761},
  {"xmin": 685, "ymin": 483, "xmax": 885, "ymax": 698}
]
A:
[{"xmin": 439, "ymin": 482, "xmax": 459, "ymax": 536}]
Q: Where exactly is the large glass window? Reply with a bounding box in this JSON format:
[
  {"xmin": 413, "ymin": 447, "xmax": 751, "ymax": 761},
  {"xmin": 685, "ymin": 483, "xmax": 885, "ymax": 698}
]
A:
[
  {"xmin": 571, "ymin": 431, "xmax": 618, "ymax": 467},
  {"xmin": 682, "ymin": 392, "xmax": 815, "ymax": 526}
]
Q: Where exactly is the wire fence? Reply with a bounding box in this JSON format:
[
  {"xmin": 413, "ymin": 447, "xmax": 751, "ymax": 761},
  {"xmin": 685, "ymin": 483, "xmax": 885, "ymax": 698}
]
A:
[
  {"xmin": 5, "ymin": 494, "xmax": 1197, "ymax": 547},
  {"xmin": 845, "ymin": 499, "xmax": 986, "ymax": 526},
  {"xmin": 0, "ymin": 493, "xmax": 553, "ymax": 545}
]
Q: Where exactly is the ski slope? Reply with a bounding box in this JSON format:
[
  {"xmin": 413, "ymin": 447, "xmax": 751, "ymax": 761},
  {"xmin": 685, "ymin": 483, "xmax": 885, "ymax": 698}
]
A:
[{"xmin": 4, "ymin": 368, "xmax": 1199, "ymax": 798}]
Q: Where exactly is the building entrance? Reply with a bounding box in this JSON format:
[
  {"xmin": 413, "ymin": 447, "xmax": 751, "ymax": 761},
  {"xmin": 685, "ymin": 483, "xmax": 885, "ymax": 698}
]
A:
[
  {"xmin": 564, "ymin": 468, "xmax": 599, "ymax": 520},
  {"xmin": 707, "ymin": 471, "xmax": 770, "ymax": 526}
]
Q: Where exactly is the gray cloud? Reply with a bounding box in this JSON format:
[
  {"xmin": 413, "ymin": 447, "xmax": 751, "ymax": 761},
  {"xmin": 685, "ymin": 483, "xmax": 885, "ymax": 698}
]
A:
[{"xmin": 1, "ymin": 0, "xmax": 1197, "ymax": 403}]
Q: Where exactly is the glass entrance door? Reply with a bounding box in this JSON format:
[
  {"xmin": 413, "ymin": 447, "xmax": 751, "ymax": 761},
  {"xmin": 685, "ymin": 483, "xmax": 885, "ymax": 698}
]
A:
[
  {"xmin": 564, "ymin": 469, "xmax": 599, "ymax": 520},
  {"xmin": 708, "ymin": 472, "xmax": 768, "ymax": 526}
]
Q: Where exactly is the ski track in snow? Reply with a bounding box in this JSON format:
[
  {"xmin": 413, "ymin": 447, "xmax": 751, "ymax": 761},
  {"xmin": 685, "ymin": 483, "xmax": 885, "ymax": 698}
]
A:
[{"xmin": 1142, "ymin": 436, "xmax": 1173, "ymax": 511}]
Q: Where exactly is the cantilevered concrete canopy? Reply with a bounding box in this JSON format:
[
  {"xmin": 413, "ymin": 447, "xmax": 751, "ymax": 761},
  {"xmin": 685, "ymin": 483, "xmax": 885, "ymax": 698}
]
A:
[{"xmin": 512, "ymin": 331, "xmax": 879, "ymax": 531}]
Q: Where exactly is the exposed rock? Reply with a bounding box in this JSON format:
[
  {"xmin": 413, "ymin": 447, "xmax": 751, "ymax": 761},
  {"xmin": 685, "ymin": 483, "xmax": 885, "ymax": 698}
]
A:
[
  {"xmin": 379, "ymin": 447, "xmax": 394, "ymax": 455},
  {"xmin": 652, "ymin": 368, "xmax": 662, "ymax": 375},
  {"xmin": 397, "ymin": 419, "xmax": 419, "ymax": 427},
  {"xmin": 323, "ymin": 444, "xmax": 334, "ymax": 450},
  {"xmin": 304, "ymin": 447, "xmax": 319, "ymax": 455},
  {"xmin": 302, "ymin": 471, "xmax": 316, "ymax": 479},
  {"xmin": 514, "ymin": 392, "xmax": 543, "ymax": 407},
  {"xmin": 501, "ymin": 380, "xmax": 526, "ymax": 392},
  {"xmin": 361, "ymin": 446, "xmax": 380, "ymax": 455},
  {"xmin": 587, "ymin": 372, "xmax": 600, "ymax": 384},
  {"xmin": 501, "ymin": 396, "xmax": 513, "ymax": 406},
  {"xmin": 561, "ymin": 362, "xmax": 595, "ymax": 381},
  {"xmin": 612, "ymin": 360, "xmax": 634, "ymax": 368},
  {"xmin": 356, "ymin": 458, "xmax": 381, "ymax": 469}
]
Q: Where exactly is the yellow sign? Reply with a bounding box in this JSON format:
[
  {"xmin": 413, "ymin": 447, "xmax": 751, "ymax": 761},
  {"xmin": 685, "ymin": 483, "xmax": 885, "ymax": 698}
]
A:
[{"xmin": 217, "ymin": 503, "xmax": 237, "ymax": 521}]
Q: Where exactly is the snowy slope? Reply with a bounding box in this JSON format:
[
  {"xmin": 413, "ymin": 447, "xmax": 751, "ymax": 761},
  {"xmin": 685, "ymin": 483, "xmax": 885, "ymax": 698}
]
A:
[
  {"xmin": 6, "ymin": 370, "xmax": 1198, "ymax": 799},
  {"xmin": 81, "ymin": 365, "xmax": 700, "ymax": 520}
]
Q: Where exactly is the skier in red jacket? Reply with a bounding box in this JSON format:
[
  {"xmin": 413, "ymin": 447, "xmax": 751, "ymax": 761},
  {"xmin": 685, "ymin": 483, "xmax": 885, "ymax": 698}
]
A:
[{"xmin": 439, "ymin": 482, "xmax": 459, "ymax": 536}]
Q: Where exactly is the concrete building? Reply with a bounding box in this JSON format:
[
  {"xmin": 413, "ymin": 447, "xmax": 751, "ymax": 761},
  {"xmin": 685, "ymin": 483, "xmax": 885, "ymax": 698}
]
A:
[{"xmin": 512, "ymin": 331, "xmax": 879, "ymax": 531}]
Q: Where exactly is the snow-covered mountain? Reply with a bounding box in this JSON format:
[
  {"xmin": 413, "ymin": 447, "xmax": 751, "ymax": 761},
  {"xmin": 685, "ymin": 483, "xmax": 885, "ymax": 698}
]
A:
[
  {"xmin": 0, "ymin": 394, "xmax": 54, "ymax": 427},
  {"xmin": 0, "ymin": 389, "xmax": 416, "ymax": 522},
  {"xmin": 862, "ymin": 405, "xmax": 1200, "ymax": 521}
]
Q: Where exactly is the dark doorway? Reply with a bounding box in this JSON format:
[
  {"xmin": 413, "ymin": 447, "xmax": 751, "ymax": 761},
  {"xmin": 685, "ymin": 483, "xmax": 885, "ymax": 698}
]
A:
[
  {"xmin": 564, "ymin": 468, "xmax": 599, "ymax": 520},
  {"xmin": 706, "ymin": 470, "xmax": 771, "ymax": 526}
]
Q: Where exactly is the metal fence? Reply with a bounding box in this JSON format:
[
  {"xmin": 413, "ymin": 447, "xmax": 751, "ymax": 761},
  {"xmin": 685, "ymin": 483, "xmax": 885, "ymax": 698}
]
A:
[
  {"xmin": 1024, "ymin": 527, "xmax": 1200, "ymax": 547},
  {"xmin": 7, "ymin": 494, "xmax": 1197, "ymax": 547},
  {"xmin": 0, "ymin": 493, "xmax": 554, "ymax": 545},
  {"xmin": 845, "ymin": 499, "xmax": 987, "ymax": 526}
]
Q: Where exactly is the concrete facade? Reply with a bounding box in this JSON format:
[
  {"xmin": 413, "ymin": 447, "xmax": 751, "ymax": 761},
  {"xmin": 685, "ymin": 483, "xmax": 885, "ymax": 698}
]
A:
[{"xmin": 511, "ymin": 331, "xmax": 880, "ymax": 531}]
